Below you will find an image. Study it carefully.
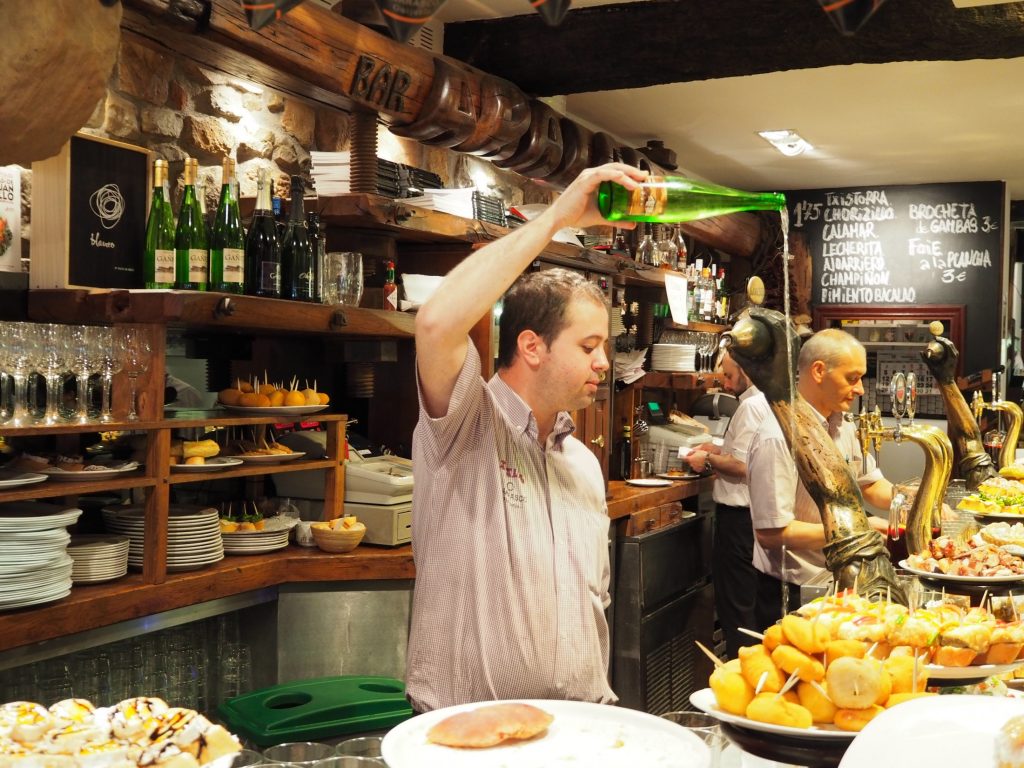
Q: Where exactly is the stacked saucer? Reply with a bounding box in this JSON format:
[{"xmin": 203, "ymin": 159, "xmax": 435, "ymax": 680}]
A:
[
  {"xmin": 222, "ymin": 528, "xmax": 291, "ymax": 555},
  {"xmin": 101, "ymin": 505, "xmax": 224, "ymax": 572},
  {"xmin": 68, "ymin": 534, "xmax": 130, "ymax": 584},
  {"xmin": 0, "ymin": 502, "xmax": 81, "ymax": 611},
  {"xmin": 651, "ymin": 343, "xmax": 697, "ymax": 372}
]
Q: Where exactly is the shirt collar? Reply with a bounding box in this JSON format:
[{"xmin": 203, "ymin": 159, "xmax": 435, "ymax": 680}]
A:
[
  {"xmin": 808, "ymin": 403, "xmax": 844, "ymax": 438},
  {"xmin": 738, "ymin": 385, "xmax": 760, "ymax": 403},
  {"xmin": 488, "ymin": 374, "xmax": 576, "ymax": 447}
]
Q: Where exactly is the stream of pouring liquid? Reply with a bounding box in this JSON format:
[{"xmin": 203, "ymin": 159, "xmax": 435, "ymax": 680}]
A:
[{"xmin": 780, "ymin": 207, "xmax": 795, "ymax": 616}]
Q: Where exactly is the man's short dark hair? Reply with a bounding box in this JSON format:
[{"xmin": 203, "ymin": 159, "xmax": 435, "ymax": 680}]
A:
[{"xmin": 497, "ymin": 268, "xmax": 606, "ymax": 370}]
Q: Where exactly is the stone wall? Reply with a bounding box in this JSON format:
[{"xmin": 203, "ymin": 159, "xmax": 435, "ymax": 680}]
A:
[{"xmin": 14, "ymin": 32, "xmax": 555, "ymax": 267}]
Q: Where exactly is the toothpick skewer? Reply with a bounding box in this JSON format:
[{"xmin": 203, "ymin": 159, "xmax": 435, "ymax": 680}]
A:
[
  {"xmin": 737, "ymin": 627, "xmax": 765, "ymax": 641},
  {"xmin": 866, "ymin": 641, "xmax": 879, "ymax": 659},
  {"xmin": 775, "ymin": 668, "xmax": 801, "ymax": 700},
  {"xmin": 811, "ymin": 680, "xmax": 832, "ymax": 701},
  {"xmin": 912, "ymin": 650, "xmax": 919, "ymax": 693},
  {"xmin": 694, "ymin": 640, "xmax": 724, "ymax": 668},
  {"xmin": 755, "ymin": 671, "xmax": 769, "ymax": 695}
]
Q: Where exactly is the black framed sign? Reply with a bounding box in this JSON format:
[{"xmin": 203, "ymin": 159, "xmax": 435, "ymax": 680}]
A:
[{"xmin": 31, "ymin": 133, "xmax": 151, "ymax": 289}]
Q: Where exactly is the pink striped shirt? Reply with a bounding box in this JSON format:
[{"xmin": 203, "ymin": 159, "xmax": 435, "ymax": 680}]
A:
[{"xmin": 406, "ymin": 341, "xmax": 615, "ymax": 712}]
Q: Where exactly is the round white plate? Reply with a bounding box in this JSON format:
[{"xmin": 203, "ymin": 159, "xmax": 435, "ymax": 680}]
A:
[
  {"xmin": 656, "ymin": 472, "xmax": 703, "ymax": 481},
  {"xmin": 690, "ymin": 688, "xmax": 854, "ymax": 742},
  {"xmin": 217, "ymin": 403, "xmax": 328, "ymax": 416},
  {"xmin": 0, "ymin": 472, "xmax": 48, "ymax": 489},
  {"xmin": 170, "ymin": 457, "xmax": 244, "ymax": 473},
  {"xmin": 923, "ymin": 660, "xmax": 1024, "ymax": 680},
  {"xmin": 73, "ymin": 571, "xmax": 128, "ymax": 585},
  {"xmin": 381, "ymin": 699, "xmax": 709, "ymax": 768},
  {"xmin": 899, "ymin": 559, "xmax": 1024, "ymax": 584},
  {"xmin": 625, "ymin": 478, "xmax": 673, "ymax": 487},
  {"xmin": 224, "ymin": 541, "xmax": 290, "ymax": 555},
  {"xmin": 0, "ymin": 587, "xmax": 71, "ymax": 611},
  {"xmin": 69, "ymin": 534, "xmax": 131, "ymax": 550},
  {"xmin": 838, "ymin": 694, "xmax": 1022, "ymax": 767},
  {"xmin": 42, "ymin": 465, "xmax": 141, "ymax": 482},
  {"xmin": 0, "ymin": 504, "xmax": 82, "ymax": 531},
  {"xmin": 972, "ymin": 510, "xmax": 1024, "ymax": 523},
  {"xmin": 225, "ymin": 452, "xmax": 306, "ymax": 464}
]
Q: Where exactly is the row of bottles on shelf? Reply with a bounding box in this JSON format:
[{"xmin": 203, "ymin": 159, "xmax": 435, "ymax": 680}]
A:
[
  {"xmin": 144, "ymin": 158, "xmax": 399, "ymax": 307},
  {"xmin": 611, "ymin": 223, "xmax": 730, "ymax": 323}
]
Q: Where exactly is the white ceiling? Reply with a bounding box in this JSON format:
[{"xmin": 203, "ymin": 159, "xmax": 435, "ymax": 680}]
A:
[{"xmin": 431, "ymin": 0, "xmax": 1024, "ymax": 201}]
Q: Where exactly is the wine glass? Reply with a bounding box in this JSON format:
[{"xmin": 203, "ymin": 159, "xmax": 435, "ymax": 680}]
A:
[
  {"xmin": 116, "ymin": 327, "xmax": 151, "ymax": 422},
  {"xmin": 2, "ymin": 322, "xmax": 40, "ymax": 427},
  {"xmin": 34, "ymin": 324, "xmax": 72, "ymax": 425},
  {"xmin": 67, "ymin": 326, "xmax": 105, "ymax": 424},
  {"xmin": 94, "ymin": 327, "xmax": 122, "ymax": 423}
]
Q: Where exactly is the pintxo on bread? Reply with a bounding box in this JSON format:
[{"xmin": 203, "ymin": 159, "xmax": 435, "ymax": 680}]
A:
[{"xmin": 0, "ymin": 697, "xmax": 240, "ymax": 768}]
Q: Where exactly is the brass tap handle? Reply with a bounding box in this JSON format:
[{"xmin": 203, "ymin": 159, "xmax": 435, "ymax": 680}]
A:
[
  {"xmin": 872, "ymin": 407, "xmax": 885, "ymax": 454},
  {"xmin": 857, "ymin": 409, "xmax": 872, "ymax": 456},
  {"xmin": 972, "ymin": 390, "xmax": 984, "ymax": 421},
  {"xmin": 890, "ymin": 372, "xmax": 907, "ymax": 421}
]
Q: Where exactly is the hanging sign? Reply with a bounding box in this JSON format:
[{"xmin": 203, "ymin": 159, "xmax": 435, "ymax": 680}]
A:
[
  {"xmin": 374, "ymin": 0, "xmax": 449, "ymax": 43},
  {"xmin": 818, "ymin": 0, "xmax": 889, "ymax": 36}
]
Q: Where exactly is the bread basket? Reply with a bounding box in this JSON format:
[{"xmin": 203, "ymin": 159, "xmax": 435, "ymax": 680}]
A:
[{"xmin": 311, "ymin": 520, "xmax": 366, "ymax": 553}]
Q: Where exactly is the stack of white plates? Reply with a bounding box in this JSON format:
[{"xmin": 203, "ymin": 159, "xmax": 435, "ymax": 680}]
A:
[
  {"xmin": 651, "ymin": 343, "xmax": 697, "ymax": 372},
  {"xmin": 0, "ymin": 502, "xmax": 81, "ymax": 611},
  {"xmin": 221, "ymin": 528, "xmax": 291, "ymax": 555},
  {"xmin": 101, "ymin": 505, "xmax": 224, "ymax": 572},
  {"xmin": 68, "ymin": 534, "xmax": 130, "ymax": 584}
]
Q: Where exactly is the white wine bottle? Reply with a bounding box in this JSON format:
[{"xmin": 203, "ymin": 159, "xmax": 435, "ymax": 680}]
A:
[
  {"xmin": 597, "ymin": 175, "xmax": 786, "ymax": 224},
  {"xmin": 174, "ymin": 157, "xmax": 209, "ymax": 290},
  {"xmin": 209, "ymin": 157, "xmax": 245, "ymax": 294},
  {"xmin": 143, "ymin": 159, "xmax": 175, "ymax": 288}
]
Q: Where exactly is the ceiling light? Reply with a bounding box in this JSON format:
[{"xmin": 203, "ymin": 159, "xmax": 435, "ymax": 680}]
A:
[{"xmin": 758, "ymin": 129, "xmax": 814, "ymax": 157}]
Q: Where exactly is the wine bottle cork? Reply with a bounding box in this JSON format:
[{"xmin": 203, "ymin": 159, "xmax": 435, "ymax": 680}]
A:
[{"xmin": 928, "ymin": 320, "xmax": 944, "ymax": 336}]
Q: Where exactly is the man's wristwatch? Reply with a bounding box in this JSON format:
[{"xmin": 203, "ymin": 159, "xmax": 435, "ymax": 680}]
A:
[{"xmin": 704, "ymin": 457, "xmax": 714, "ymax": 474}]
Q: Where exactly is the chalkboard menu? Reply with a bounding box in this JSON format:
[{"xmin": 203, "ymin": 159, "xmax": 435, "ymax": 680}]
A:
[{"xmin": 789, "ymin": 181, "xmax": 1006, "ymax": 375}]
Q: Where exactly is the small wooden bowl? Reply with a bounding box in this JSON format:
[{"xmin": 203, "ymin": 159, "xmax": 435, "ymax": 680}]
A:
[{"xmin": 311, "ymin": 521, "xmax": 366, "ymax": 553}]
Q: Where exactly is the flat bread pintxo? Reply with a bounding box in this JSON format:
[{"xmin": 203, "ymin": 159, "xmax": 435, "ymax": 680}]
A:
[{"xmin": 426, "ymin": 702, "xmax": 554, "ymax": 748}]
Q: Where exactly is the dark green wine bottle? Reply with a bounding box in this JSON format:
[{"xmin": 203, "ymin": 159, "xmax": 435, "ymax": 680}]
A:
[
  {"xmin": 281, "ymin": 175, "xmax": 315, "ymax": 302},
  {"xmin": 143, "ymin": 158, "xmax": 175, "ymax": 288},
  {"xmin": 597, "ymin": 175, "xmax": 786, "ymax": 224},
  {"xmin": 244, "ymin": 169, "xmax": 281, "ymax": 299},
  {"xmin": 174, "ymin": 157, "xmax": 209, "ymax": 290},
  {"xmin": 209, "ymin": 157, "xmax": 245, "ymax": 294}
]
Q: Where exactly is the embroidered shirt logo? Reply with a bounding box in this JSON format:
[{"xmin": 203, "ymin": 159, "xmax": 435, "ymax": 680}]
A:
[{"xmin": 499, "ymin": 458, "xmax": 526, "ymax": 508}]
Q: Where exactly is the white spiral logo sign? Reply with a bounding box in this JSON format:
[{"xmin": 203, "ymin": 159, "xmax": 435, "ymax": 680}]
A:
[{"xmin": 89, "ymin": 183, "xmax": 125, "ymax": 229}]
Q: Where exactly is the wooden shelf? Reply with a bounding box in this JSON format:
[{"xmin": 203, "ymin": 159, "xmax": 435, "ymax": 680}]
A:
[
  {"xmin": 0, "ymin": 476, "xmax": 156, "ymax": 502},
  {"xmin": 664, "ymin": 319, "xmax": 729, "ymax": 334},
  {"xmin": 641, "ymin": 371, "xmax": 722, "ymax": 390},
  {"xmin": 0, "ymin": 545, "xmax": 415, "ymax": 654},
  {"xmin": 166, "ymin": 458, "xmax": 337, "ymax": 484},
  {"xmin": 26, "ymin": 289, "xmax": 417, "ymax": 338},
  {"xmin": 0, "ymin": 411, "xmax": 349, "ymax": 438}
]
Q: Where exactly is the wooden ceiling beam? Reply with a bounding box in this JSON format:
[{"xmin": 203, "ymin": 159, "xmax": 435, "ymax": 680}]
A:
[{"xmin": 443, "ymin": 0, "xmax": 1024, "ymax": 96}]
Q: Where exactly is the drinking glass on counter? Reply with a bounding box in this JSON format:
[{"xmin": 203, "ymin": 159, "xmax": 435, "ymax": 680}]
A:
[
  {"xmin": 314, "ymin": 758, "xmax": 386, "ymax": 768},
  {"xmin": 660, "ymin": 710, "xmax": 723, "ymax": 768},
  {"xmin": 262, "ymin": 742, "xmax": 334, "ymax": 765},
  {"xmin": 334, "ymin": 736, "xmax": 383, "ymax": 758}
]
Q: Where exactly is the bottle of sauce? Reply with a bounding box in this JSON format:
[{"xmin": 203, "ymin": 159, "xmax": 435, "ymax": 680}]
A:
[{"xmin": 382, "ymin": 260, "xmax": 398, "ymax": 311}]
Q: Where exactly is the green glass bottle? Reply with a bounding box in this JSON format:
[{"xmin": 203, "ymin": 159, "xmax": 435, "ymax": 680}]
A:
[
  {"xmin": 281, "ymin": 175, "xmax": 315, "ymax": 302},
  {"xmin": 174, "ymin": 157, "xmax": 208, "ymax": 291},
  {"xmin": 209, "ymin": 157, "xmax": 245, "ymax": 294},
  {"xmin": 597, "ymin": 175, "xmax": 786, "ymax": 223},
  {"xmin": 143, "ymin": 158, "xmax": 176, "ymax": 288}
]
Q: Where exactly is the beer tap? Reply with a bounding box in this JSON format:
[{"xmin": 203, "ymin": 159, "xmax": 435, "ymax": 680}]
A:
[
  {"xmin": 970, "ymin": 365, "xmax": 1021, "ymax": 470},
  {"xmin": 856, "ymin": 371, "xmax": 953, "ymax": 557}
]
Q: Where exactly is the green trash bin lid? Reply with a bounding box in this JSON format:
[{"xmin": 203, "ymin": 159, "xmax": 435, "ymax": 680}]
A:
[{"xmin": 217, "ymin": 675, "xmax": 414, "ymax": 747}]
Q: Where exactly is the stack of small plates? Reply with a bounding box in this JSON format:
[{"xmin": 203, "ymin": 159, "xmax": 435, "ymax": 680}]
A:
[
  {"xmin": 651, "ymin": 343, "xmax": 697, "ymax": 372},
  {"xmin": 68, "ymin": 534, "xmax": 130, "ymax": 584},
  {"xmin": 0, "ymin": 502, "xmax": 81, "ymax": 611},
  {"xmin": 101, "ymin": 505, "xmax": 224, "ymax": 572},
  {"xmin": 222, "ymin": 528, "xmax": 291, "ymax": 555}
]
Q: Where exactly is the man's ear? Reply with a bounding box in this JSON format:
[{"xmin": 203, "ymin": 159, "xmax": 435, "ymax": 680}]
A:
[
  {"xmin": 517, "ymin": 330, "xmax": 546, "ymax": 368},
  {"xmin": 809, "ymin": 360, "xmax": 827, "ymax": 383}
]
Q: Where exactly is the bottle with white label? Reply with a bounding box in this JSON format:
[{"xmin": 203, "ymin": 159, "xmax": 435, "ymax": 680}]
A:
[
  {"xmin": 209, "ymin": 157, "xmax": 245, "ymax": 294},
  {"xmin": 174, "ymin": 157, "xmax": 208, "ymax": 291},
  {"xmin": 143, "ymin": 158, "xmax": 175, "ymax": 288}
]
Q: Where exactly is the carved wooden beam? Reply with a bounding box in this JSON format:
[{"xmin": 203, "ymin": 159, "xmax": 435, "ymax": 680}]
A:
[
  {"xmin": 122, "ymin": 0, "xmax": 768, "ymax": 257},
  {"xmin": 444, "ymin": 0, "xmax": 1024, "ymax": 96}
]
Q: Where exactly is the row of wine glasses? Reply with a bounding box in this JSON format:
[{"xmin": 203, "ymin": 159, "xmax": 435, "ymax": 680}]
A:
[
  {"xmin": 0, "ymin": 322, "xmax": 151, "ymax": 426},
  {"xmin": 671, "ymin": 331, "xmax": 722, "ymax": 372}
]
